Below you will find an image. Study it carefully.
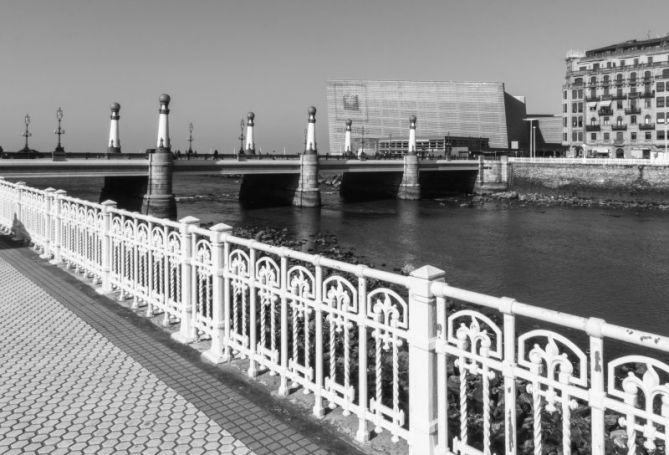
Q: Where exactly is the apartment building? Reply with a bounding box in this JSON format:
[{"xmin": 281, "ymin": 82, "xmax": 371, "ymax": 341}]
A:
[{"xmin": 563, "ymin": 35, "xmax": 669, "ymax": 158}]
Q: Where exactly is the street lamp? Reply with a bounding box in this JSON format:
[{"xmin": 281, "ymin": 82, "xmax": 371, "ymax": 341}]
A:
[
  {"xmin": 53, "ymin": 107, "xmax": 66, "ymax": 160},
  {"xmin": 21, "ymin": 114, "xmax": 32, "ymax": 154},
  {"xmin": 238, "ymin": 118, "xmax": 245, "ymax": 159},
  {"xmin": 187, "ymin": 122, "xmax": 194, "ymax": 155}
]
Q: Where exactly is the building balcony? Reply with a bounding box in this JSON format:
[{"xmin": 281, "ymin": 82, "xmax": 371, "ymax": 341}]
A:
[
  {"xmin": 598, "ymin": 108, "xmax": 613, "ymax": 116},
  {"xmin": 600, "ymin": 94, "xmax": 613, "ymax": 101},
  {"xmin": 639, "ymin": 91, "xmax": 655, "ymax": 98},
  {"xmin": 611, "ymin": 124, "xmax": 628, "ymax": 131},
  {"xmin": 585, "ymin": 95, "xmax": 599, "ymax": 102},
  {"xmin": 614, "ymin": 139, "xmax": 625, "ymax": 145},
  {"xmin": 625, "ymin": 107, "xmax": 641, "ymax": 114},
  {"xmin": 585, "ymin": 125, "xmax": 601, "ymax": 132},
  {"xmin": 612, "ymin": 93, "xmax": 626, "ymax": 100},
  {"xmin": 639, "ymin": 123, "xmax": 655, "ymax": 130}
]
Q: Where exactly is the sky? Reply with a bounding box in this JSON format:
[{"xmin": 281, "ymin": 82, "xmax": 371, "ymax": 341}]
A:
[{"xmin": 2, "ymin": 0, "xmax": 669, "ymax": 154}]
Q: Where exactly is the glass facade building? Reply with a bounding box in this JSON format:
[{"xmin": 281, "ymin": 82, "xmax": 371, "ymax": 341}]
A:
[{"xmin": 326, "ymin": 80, "xmax": 526, "ymax": 154}]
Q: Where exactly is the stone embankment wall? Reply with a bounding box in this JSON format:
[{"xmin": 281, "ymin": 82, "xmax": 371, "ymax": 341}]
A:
[{"xmin": 509, "ymin": 162, "xmax": 669, "ymax": 202}]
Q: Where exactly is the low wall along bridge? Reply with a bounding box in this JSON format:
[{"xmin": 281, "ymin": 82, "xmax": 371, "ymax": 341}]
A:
[{"xmin": 0, "ymin": 95, "xmax": 507, "ymax": 219}]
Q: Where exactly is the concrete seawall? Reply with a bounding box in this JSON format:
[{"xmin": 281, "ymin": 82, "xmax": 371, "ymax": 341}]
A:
[{"xmin": 509, "ymin": 162, "xmax": 669, "ymax": 203}]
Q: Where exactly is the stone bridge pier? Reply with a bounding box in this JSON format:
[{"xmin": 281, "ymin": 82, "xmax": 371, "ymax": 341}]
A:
[{"xmin": 141, "ymin": 94, "xmax": 177, "ymax": 219}]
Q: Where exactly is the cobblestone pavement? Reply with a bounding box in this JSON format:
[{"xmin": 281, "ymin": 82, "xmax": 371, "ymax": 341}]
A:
[
  {"xmin": 0, "ymin": 237, "xmax": 363, "ymax": 455},
  {"xmin": 0, "ymin": 257, "xmax": 254, "ymax": 455}
]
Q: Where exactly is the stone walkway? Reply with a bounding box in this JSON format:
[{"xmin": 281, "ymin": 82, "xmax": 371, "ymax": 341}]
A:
[{"xmin": 0, "ymin": 237, "xmax": 365, "ymax": 455}]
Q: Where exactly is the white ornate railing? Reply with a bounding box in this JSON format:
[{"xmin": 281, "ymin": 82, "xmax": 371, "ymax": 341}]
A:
[{"xmin": 0, "ymin": 176, "xmax": 668, "ymax": 455}]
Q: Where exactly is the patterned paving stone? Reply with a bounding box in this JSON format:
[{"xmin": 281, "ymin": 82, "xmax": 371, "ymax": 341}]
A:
[{"xmin": 0, "ymin": 259, "xmax": 254, "ymax": 454}]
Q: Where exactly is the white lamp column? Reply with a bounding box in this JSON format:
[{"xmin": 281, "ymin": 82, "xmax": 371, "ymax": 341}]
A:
[{"xmin": 108, "ymin": 102, "xmax": 121, "ymax": 154}]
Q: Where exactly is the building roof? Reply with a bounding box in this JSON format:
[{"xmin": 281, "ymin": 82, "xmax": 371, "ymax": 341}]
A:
[{"xmin": 585, "ymin": 34, "xmax": 669, "ymax": 57}]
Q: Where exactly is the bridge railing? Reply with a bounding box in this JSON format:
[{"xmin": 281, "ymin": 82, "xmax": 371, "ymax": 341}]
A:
[{"xmin": 0, "ymin": 176, "xmax": 668, "ymax": 455}]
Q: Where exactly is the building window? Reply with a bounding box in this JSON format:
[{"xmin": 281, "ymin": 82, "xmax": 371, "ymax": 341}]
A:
[
  {"xmin": 648, "ymin": 56, "xmax": 653, "ymax": 64},
  {"xmin": 563, "ymin": 133, "xmax": 568, "ymax": 142},
  {"xmin": 659, "ymin": 130, "xmax": 666, "ymax": 140},
  {"xmin": 645, "ymin": 98, "xmax": 652, "ymax": 108},
  {"xmin": 617, "ymin": 132, "xmax": 624, "ymax": 142},
  {"xmin": 658, "ymin": 112, "xmax": 665, "ymax": 124},
  {"xmin": 593, "ymin": 63, "xmax": 600, "ymax": 70},
  {"xmin": 634, "ymin": 58, "xmax": 639, "ymax": 66},
  {"xmin": 631, "ymin": 115, "xmax": 637, "ymax": 125},
  {"xmin": 604, "ymin": 132, "xmax": 610, "ymax": 142},
  {"xmin": 574, "ymin": 77, "xmax": 583, "ymax": 85},
  {"xmin": 644, "ymin": 70, "xmax": 652, "ymax": 79},
  {"xmin": 572, "ymin": 89, "xmax": 578, "ymax": 98},
  {"xmin": 589, "ymin": 101, "xmax": 597, "ymax": 111},
  {"xmin": 607, "ymin": 61, "xmax": 612, "ymax": 68},
  {"xmin": 572, "ymin": 118, "xmax": 578, "ymax": 127},
  {"xmin": 563, "ymin": 91, "xmax": 567, "ymax": 99},
  {"xmin": 572, "ymin": 132, "xmax": 578, "ymax": 141},
  {"xmin": 663, "ymin": 68, "xmax": 669, "ymax": 78},
  {"xmin": 578, "ymin": 89, "xmax": 583, "ymax": 98},
  {"xmin": 645, "ymin": 115, "xmax": 652, "ymax": 125},
  {"xmin": 617, "ymin": 88, "xmax": 623, "ymax": 98},
  {"xmin": 591, "ymin": 133, "xmax": 597, "ymax": 140},
  {"xmin": 659, "ymin": 97, "xmax": 666, "ymax": 108},
  {"xmin": 604, "ymin": 117, "xmax": 610, "ymax": 125},
  {"xmin": 590, "ymin": 117, "xmax": 597, "ymax": 126},
  {"xmin": 646, "ymin": 131, "xmax": 652, "ymax": 140},
  {"xmin": 657, "ymin": 82, "xmax": 665, "ymax": 92},
  {"xmin": 572, "ymin": 103, "xmax": 577, "ymax": 113},
  {"xmin": 630, "ymin": 86, "xmax": 637, "ymax": 94},
  {"xmin": 590, "ymin": 76, "xmax": 597, "ymax": 85},
  {"xmin": 631, "ymin": 132, "xmax": 637, "ymax": 141},
  {"xmin": 563, "ymin": 117, "xmax": 568, "ymax": 127},
  {"xmin": 578, "ymin": 102, "xmax": 583, "ymax": 113},
  {"xmin": 617, "ymin": 100, "xmax": 623, "ymax": 109},
  {"xmin": 578, "ymin": 132, "xmax": 583, "ymax": 142},
  {"xmin": 603, "ymin": 87, "xmax": 610, "ymax": 96},
  {"xmin": 620, "ymin": 59, "xmax": 625, "ymax": 67},
  {"xmin": 617, "ymin": 116, "xmax": 624, "ymax": 126},
  {"xmin": 563, "ymin": 103, "xmax": 567, "ymax": 113}
]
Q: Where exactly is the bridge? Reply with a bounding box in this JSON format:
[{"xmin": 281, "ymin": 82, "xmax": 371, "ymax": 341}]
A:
[
  {"xmin": 0, "ymin": 155, "xmax": 502, "ymax": 218},
  {"xmin": 1, "ymin": 96, "xmax": 509, "ymax": 219},
  {"xmin": 1, "ymin": 176, "xmax": 667, "ymax": 455}
]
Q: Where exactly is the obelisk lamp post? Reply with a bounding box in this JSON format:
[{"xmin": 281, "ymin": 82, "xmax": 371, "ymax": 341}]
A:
[{"xmin": 108, "ymin": 102, "xmax": 121, "ymax": 154}]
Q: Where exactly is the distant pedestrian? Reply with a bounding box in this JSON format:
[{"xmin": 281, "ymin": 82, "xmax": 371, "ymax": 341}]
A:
[{"xmin": 213, "ymin": 149, "xmax": 219, "ymax": 160}]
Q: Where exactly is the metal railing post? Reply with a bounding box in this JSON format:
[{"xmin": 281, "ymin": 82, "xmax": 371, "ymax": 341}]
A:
[
  {"xmin": 407, "ymin": 265, "xmax": 445, "ymax": 455},
  {"xmin": 98, "ymin": 200, "xmax": 117, "ymax": 294},
  {"xmin": 49, "ymin": 190, "xmax": 67, "ymax": 265},
  {"xmin": 13, "ymin": 182, "xmax": 25, "ymax": 241},
  {"xmin": 586, "ymin": 317, "xmax": 606, "ymax": 454},
  {"xmin": 500, "ymin": 297, "xmax": 518, "ymax": 455},
  {"xmin": 40, "ymin": 188, "xmax": 56, "ymax": 259},
  {"xmin": 202, "ymin": 222, "xmax": 232, "ymax": 364},
  {"xmin": 172, "ymin": 216, "xmax": 200, "ymax": 344}
]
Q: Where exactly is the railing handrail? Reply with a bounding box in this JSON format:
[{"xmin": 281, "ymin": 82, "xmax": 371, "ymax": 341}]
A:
[{"xmin": 430, "ymin": 281, "xmax": 669, "ymax": 351}]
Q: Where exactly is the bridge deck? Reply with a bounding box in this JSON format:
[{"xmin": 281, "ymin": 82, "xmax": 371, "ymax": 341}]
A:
[
  {"xmin": 0, "ymin": 157, "xmax": 479, "ymax": 178},
  {"xmin": 0, "ymin": 235, "xmax": 365, "ymax": 455}
]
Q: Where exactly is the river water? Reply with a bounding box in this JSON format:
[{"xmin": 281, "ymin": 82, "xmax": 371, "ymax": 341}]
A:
[{"xmin": 21, "ymin": 174, "xmax": 669, "ymax": 337}]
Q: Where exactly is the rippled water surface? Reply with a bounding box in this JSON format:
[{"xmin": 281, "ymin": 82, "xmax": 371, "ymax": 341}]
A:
[{"xmin": 23, "ymin": 174, "xmax": 669, "ymax": 336}]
